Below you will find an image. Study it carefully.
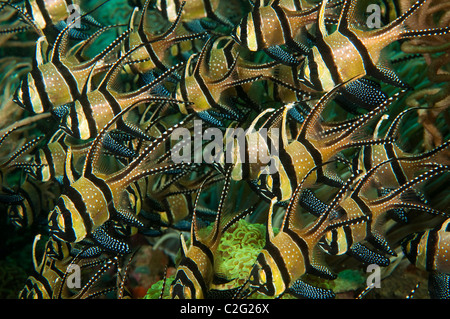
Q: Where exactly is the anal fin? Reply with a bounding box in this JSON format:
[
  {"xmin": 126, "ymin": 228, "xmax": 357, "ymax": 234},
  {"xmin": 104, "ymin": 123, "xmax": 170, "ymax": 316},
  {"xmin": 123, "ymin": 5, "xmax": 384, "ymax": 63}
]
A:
[
  {"xmin": 287, "ymin": 279, "xmax": 335, "ymax": 299},
  {"xmin": 373, "ymin": 65, "xmax": 411, "ymax": 89}
]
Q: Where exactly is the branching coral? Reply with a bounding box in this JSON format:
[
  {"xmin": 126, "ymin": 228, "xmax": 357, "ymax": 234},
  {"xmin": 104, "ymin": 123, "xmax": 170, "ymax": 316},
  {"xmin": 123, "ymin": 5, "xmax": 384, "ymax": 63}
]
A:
[{"xmin": 400, "ymin": 0, "xmax": 450, "ymax": 149}]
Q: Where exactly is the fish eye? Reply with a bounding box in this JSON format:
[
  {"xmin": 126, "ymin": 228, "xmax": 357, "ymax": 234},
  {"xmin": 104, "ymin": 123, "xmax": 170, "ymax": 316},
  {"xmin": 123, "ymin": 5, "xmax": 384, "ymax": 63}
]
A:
[
  {"xmin": 319, "ymin": 234, "xmax": 333, "ymax": 252},
  {"xmin": 231, "ymin": 26, "xmax": 241, "ymax": 43},
  {"xmin": 12, "ymin": 86, "xmax": 21, "ymax": 103},
  {"xmin": 128, "ymin": 193, "xmax": 136, "ymax": 207},
  {"xmin": 187, "ymin": 57, "xmax": 197, "ymax": 76},
  {"xmin": 249, "ymin": 265, "xmax": 261, "ymax": 287},
  {"xmin": 56, "ymin": 212, "xmax": 65, "ymax": 231},
  {"xmin": 13, "ymin": 84, "xmax": 27, "ymax": 109}
]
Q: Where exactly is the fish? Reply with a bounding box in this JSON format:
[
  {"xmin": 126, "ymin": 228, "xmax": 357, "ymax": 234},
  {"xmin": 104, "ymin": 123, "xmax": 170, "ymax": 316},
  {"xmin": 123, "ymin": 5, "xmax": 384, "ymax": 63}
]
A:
[
  {"xmin": 171, "ymin": 167, "xmax": 256, "ymax": 299},
  {"xmin": 299, "ymin": 0, "xmax": 450, "ymax": 92}
]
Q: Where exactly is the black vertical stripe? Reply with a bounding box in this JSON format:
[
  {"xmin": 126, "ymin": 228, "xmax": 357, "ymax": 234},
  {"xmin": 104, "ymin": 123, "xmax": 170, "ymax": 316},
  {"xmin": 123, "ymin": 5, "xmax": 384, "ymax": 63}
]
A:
[
  {"xmin": 77, "ymin": 93, "xmax": 98, "ymax": 139},
  {"xmin": 363, "ymin": 145, "xmax": 372, "ymax": 172},
  {"xmin": 272, "ymin": 5, "xmax": 294, "ymax": 47},
  {"xmin": 252, "ymin": 7, "xmax": 265, "ymax": 50},
  {"xmin": 344, "ymin": 225, "xmax": 354, "ymax": 249},
  {"xmin": 354, "ymin": 196, "xmax": 373, "ymax": 240},
  {"xmin": 179, "ymin": 74, "xmax": 190, "ymax": 105},
  {"xmin": 68, "ymin": 101, "xmax": 80, "ymax": 139},
  {"xmin": 293, "ymin": 0, "xmax": 302, "ymax": 10},
  {"xmin": 304, "ymin": 50, "xmax": 322, "ymax": 91},
  {"xmin": 193, "ymin": 67, "xmax": 220, "ymax": 108},
  {"xmin": 35, "ymin": 0, "xmax": 53, "ymax": 27},
  {"xmin": 178, "ymin": 257, "xmax": 208, "ymax": 297},
  {"xmin": 314, "ymin": 38, "xmax": 342, "ymax": 85},
  {"xmin": 65, "ymin": 185, "xmax": 91, "ymax": 234},
  {"xmin": 19, "ymin": 76, "xmax": 32, "ymax": 112},
  {"xmin": 162, "ymin": 197, "xmax": 175, "ymax": 225},
  {"xmin": 202, "ymin": 0, "xmax": 213, "ymax": 19},
  {"xmin": 339, "ymin": 29, "xmax": 377, "ymax": 76},
  {"xmin": 85, "ymin": 173, "xmax": 115, "ymax": 216},
  {"xmin": 101, "ymin": 90, "xmax": 125, "ymax": 115},
  {"xmin": 337, "ymin": 0, "xmax": 352, "ymax": 33},
  {"xmin": 240, "ymin": 15, "xmax": 248, "ymax": 47},
  {"xmin": 384, "ymin": 144, "xmax": 407, "ymax": 185},
  {"xmin": 241, "ymin": 137, "xmax": 251, "ymax": 180},
  {"xmin": 55, "ymin": 201, "xmax": 75, "ymax": 241},
  {"xmin": 30, "ymin": 67, "xmax": 53, "ymax": 112},
  {"xmin": 265, "ymin": 132, "xmax": 282, "ymax": 199},
  {"xmin": 255, "ymin": 254, "xmax": 275, "ymax": 296},
  {"xmin": 52, "ymin": 60, "xmax": 81, "ymax": 101},
  {"xmin": 193, "ymin": 240, "xmax": 215, "ymax": 265},
  {"xmin": 49, "ymin": 260, "xmax": 66, "ymax": 278},
  {"xmin": 160, "ymin": 0, "xmax": 168, "ymax": 20},
  {"xmin": 172, "ymin": 270, "xmax": 196, "ymax": 298},
  {"xmin": 407, "ymin": 233, "xmax": 423, "ymax": 264},
  {"xmin": 328, "ymin": 229, "xmax": 339, "ymax": 254},
  {"xmin": 138, "ymin": 29, "xmax": 167, "ymax": 71},
  {"xmin": 425, "ymin": 229, "xmax": 438, "ymax": 271},
  {"xmin": 285, "ymin": 228, "xmax": 311, "ymax": 273},
  {"xmin": 174, "ymin": 0, "xmax": 182, "ymax": 12},
  {"xmin": 34, "ymin": 275, "xmax": 52, "ymax": 298},
  {"xmin": 43, "ymin": 146, "xmax": 55, "ymax": 180},
  {"xmin": 278, "ymin": 145, "xmax": 298, "ymax": 196},
  {"xmin": 264, "ymin": 240, "xmax": 291, "ymax": 291},
  {"xmin": 298, "ymin": 138, "xmax": 325, "ymax": 184}
]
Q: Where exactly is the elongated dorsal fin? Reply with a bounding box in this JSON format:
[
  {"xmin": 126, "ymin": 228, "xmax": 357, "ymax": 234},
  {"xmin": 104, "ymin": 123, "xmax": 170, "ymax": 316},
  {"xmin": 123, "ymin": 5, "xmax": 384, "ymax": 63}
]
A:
[
  {"xmin": 351, "ymin": 157, "xmax": 399, "ymax": 198},
  {"xmin": 297, "ymin": 80, "xmax": 349, "ymax": 141},
  {"xmin": 81, "ymin": 84, "xmax": 157, "ymax": 176},
  {"xmin": 3, "ymin": 1, "xmax": 43, "ymax": 36},
  {"xmin": 316, "ymin": 0, "xmax": 329, "ymax": 39},
  {"xmin": 74, "ymin": 27, "xmax": 131, "ymax": 72},
  {"xmin": 35, "ymin": 36, "xmax": 48, "ymax": 66},
  {"xmin": 336, "ymin": 0, "xmax": 357, "ymax": 33},
  {"xmin": 31, "ymin": 234, "xmax": 43, "ymax": 272},
  {"xmin": 281, "ymin": 177, "xmax": 304, "ymax": 231},
  {"xmin": 189, "ymin": 170, "xmax": 224, "ymax": 245},
  {"xmin": 180, "ymin": 233, "xmax": 188, "ymax": 257},
  {"xmin": 208, "ymin": 167, "xmax": 233, "ymax": 244},
  {"xmin": 155, "ymin": 1, "xmax": 187, "ymax": 40},
  {"xmin": 370, "ymin": 163, "xmax": 450, "ymax": 206},
  {"xmin": 51, "ymin": 0, "xmax": 112, "ymax": 63},
  {"xmin": 384, "ymin": 106, "xmax": 424, "ymax": 139},
  {"xmin": 63, "ymin": 147, "xmax": 76, "ymax": 186},
  {"xmin": 129, "ymin": 6, "xmax": 139, "ymax": 33},
  {"xmin": 383, "ymin": 0, "xmax": 427, "ymax": 34}
]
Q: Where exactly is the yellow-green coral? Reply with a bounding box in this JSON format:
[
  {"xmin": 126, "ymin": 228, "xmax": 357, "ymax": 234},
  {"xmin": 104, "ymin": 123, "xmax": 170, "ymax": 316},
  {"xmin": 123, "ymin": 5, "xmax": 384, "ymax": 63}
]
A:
[
  {"xmin": 144, "ymin": 275, "xmax": 175, "ymax": 299},
  {"xmin": 214, "ymin": 219, "xmax": 266, "ymax": 284},
  {"xmin": 145, "ymin": 219, "xmax": 268, "ymax": 298}
]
